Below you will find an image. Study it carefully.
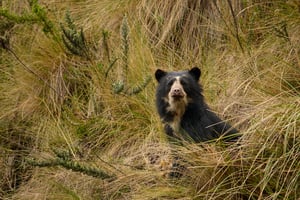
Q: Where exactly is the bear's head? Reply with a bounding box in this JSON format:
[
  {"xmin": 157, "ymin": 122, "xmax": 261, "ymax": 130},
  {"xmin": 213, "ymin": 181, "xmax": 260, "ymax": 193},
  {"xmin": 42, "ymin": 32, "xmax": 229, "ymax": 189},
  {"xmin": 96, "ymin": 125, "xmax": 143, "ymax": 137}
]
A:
[
  {"xmin": 155, "ymin": 67, "xmax": 202, "ymax": 119},
  {"xmin": 155, "ymin": 67, "xmax": 201, "ymax": 99}
]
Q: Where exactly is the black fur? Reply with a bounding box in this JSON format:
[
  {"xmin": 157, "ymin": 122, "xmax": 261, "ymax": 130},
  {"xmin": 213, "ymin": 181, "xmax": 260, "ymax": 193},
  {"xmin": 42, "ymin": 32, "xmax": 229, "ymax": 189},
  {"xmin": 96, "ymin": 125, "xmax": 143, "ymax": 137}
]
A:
[{"xmin": 155, "ymin": 67, "xmax": 238, "ymax": 142}]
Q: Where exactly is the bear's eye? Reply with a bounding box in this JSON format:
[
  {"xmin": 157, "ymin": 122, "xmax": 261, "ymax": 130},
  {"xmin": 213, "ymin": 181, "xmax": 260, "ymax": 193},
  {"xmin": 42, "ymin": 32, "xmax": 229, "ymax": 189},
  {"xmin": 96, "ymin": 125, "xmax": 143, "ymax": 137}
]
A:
[
  {"xmin": 167, "ymin": 78, "xmax": 175, "ymax": 86},
  {"xmin": 180, "ymin": 79, "xmax": 187, "ymax": 86}
]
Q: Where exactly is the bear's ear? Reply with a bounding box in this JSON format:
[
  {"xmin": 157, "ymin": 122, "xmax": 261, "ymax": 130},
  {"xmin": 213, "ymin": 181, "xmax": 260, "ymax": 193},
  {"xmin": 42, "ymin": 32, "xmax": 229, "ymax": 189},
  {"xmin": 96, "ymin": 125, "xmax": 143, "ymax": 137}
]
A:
[
  {"xmin": 155, "ymin": 69, "xmax": 167, "ymax": 82},
  {"xmin": 189, "ymin": 67, "xmax": 201, "ymax": 81}
]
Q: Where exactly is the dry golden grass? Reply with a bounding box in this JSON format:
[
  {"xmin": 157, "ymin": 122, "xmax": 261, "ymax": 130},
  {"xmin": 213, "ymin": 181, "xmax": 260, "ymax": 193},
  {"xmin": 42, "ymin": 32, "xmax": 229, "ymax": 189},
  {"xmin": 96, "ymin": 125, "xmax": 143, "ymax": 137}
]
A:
[{"xmin": 1, "ymin": 0, "xmax": 299, "ymax": 199}]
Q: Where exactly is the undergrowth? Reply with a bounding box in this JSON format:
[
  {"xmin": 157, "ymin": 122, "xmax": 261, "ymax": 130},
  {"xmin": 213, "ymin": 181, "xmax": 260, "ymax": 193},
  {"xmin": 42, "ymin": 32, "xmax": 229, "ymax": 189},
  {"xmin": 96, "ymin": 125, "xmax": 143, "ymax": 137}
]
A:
[{"xmin": 0, "ymin": 0, "xmax": 299, "ymax": 199}]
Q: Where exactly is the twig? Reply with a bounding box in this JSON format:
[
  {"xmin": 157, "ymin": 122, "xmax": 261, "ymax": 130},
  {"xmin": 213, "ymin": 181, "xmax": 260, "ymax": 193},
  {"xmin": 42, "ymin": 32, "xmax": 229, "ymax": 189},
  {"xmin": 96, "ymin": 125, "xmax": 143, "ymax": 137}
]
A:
[
  {"xmin": 226, "ymin": 0, "xmax": 244, "ymax": 53},
  {"xmin": 6, "ymin": 47, "xmax": 63, "ymax": 98}
]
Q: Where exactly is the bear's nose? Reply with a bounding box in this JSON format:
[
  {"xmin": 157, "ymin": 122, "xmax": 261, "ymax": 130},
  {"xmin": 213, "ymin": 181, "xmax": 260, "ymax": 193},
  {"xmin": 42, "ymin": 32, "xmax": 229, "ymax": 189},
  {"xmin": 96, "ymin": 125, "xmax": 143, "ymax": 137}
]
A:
[
  {"xmin": 171, "ymin": 88, "xmax": 184, "ymax": 97},
  {"xmin": 173, "ymin": 88, "xmax": 181, "ymax": 94}
]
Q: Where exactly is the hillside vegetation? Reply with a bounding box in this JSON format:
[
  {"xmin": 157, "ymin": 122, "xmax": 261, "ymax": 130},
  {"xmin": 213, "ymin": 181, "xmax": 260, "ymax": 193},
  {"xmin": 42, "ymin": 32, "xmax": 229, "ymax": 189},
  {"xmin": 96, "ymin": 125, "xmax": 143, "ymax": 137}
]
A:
[{"xmin": 1, "ymin": 0, "xmax": 300, "ymax": 199}]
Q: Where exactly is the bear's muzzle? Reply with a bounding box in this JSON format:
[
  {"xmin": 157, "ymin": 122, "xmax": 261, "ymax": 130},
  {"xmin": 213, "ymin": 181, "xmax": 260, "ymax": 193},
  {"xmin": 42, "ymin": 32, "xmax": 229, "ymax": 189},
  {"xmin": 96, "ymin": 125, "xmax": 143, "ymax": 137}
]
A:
[{"xmin": 171, "ymin": 88, "xmax": 185, "ymax": 99}]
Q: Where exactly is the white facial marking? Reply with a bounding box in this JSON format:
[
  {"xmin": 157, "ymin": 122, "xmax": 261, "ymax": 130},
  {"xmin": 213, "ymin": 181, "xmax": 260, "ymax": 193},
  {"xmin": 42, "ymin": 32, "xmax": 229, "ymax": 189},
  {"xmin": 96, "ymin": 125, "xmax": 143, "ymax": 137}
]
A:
[{"xmin": 166, "ymin": 76, "xmax": 188, "ymax": 132}]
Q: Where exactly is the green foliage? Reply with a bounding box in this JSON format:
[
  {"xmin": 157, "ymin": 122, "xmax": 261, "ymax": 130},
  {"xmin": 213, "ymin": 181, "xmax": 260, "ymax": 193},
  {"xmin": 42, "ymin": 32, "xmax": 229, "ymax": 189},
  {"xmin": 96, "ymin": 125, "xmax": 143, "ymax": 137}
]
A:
[
  {"xmin": 59, "ymin": 13, "xmax": 150, "ymax": 95},
  {"xmin": 0, "ymin": 0, "xmax": 58, "ymax": 44},
  {"xmin": 125, "ymin": 76, "xmax": 151, "ymax": 95},
  {"xmin": 0, "ymin": 8, "xmax": 38, "ymax": 24},
  {"xmin": 29, "ymin": 0, "xmax": 55, "ymax": 35},
  {"xmin": 111, "ymin": 15, "xmax": 151, "ymax": 95},
  {"xmin": 61, "ymin": 10, "xmax": 90, "ymax": 59},
  {"xmin": 120, "ymin": 15, "xmax": 129, "ymax": 84},
  {"xmin": 0, "ymin": 6, "xmax": 37, "ymax": 50},
  {"xmin": 27, "ymin": 149, "xmax": 115, "ymax": 180},
  {"xmin": 112, "ymin": 80, "xmax": 125, "ymax": 94}
]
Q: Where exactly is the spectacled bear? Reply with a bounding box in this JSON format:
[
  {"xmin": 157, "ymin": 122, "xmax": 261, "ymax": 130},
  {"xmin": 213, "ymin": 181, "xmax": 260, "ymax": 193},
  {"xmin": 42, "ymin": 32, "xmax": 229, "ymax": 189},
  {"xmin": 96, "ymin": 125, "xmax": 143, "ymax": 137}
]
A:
[{"xmin": 155, "ymin": 67, "xmax": 238, "ymax": 142}]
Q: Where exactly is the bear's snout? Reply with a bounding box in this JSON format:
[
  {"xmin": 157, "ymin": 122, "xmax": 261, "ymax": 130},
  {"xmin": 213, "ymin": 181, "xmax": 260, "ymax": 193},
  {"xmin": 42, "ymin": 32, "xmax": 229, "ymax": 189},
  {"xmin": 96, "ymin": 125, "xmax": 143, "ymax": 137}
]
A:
[
  {"xmin": 171, "ymin": 87, "xmax": 184, "ymax": 98},
  {"xmin": 168, "ymin": 77, "xmax": 186, "ymax": 100}
]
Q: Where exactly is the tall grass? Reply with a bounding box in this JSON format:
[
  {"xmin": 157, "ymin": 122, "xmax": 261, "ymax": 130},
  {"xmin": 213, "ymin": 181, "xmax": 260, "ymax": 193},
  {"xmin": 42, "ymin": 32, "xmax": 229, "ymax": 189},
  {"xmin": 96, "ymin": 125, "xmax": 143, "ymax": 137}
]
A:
[{"xmin": 0, "ymin": 0, "xmax": 299, "ymax": 199}]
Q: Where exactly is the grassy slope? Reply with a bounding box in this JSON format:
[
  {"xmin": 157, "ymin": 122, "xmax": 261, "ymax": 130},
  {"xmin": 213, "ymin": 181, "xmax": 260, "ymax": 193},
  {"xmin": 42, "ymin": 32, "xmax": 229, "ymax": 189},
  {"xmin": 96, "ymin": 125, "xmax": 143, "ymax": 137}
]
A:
[{"xmin": 0, "ymin": 0, "xmax": 299, "ymax": 199}]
